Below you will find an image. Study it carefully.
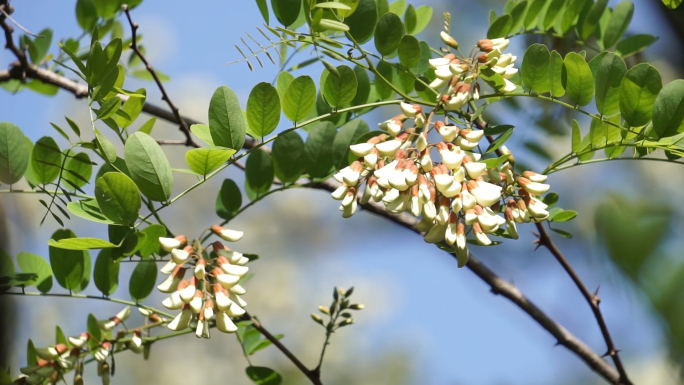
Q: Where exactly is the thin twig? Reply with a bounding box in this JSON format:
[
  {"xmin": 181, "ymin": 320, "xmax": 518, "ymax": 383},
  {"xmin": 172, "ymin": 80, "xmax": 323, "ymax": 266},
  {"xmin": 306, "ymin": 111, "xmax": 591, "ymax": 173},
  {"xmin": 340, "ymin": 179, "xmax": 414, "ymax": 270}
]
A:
[
  {"xmin": 0, "ymin": 1, "xmax": 29, "ymax": 80},
  {"xmin": 241, "ymin": 312, "xmax": 323, "ymax": 385},
  {"xmin": 534, "ymin": 224, "xmax": 631, "ymax": 384},
  {"xmin": 0, "ymin": 6, "xmax": 42, "ymax": 37},
  {"xmin": 122, "ymin": 4, "xmax": 199, "ymax": 148}
]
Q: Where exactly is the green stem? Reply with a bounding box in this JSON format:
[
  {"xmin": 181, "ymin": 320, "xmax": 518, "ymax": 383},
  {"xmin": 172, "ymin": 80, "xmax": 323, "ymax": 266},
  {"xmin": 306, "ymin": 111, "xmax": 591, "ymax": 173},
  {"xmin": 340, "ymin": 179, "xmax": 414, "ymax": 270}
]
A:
[
  {"xmin": 0, "ymin": 188, "xmax": 92, "ymax": 200},
  {"xmin": 547, "ymin": 154, "xmax": 684, "ymax": 174},
  {"xmin": 1, "ymin": 291, "xmax": 175, "ymax": 319}
]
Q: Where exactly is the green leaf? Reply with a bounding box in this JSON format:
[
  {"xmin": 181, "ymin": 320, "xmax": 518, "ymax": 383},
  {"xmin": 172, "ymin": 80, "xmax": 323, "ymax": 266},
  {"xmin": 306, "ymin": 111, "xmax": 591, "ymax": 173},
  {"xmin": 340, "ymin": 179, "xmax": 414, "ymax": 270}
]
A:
[
  {"xmin": 524, "ymin": 0, "xmax": 545, "ymax": 30},
  {"xmin": 653, "ymin": 79, "xmax": 684, "ymax": 138},
  {"xmin": 27, "ymin": 28, "xmax": 53, "ymax": 64},
  {"xmin": 602, "ymin": 1, "xmax": 634, "ymax": 48},
  {"xmin": 138, "ymin": 117, "xmax": 156, "ymax": 135},
  {"xmin": 49, "ymin": 229, "xmax": 91, "ymax": 293},
  {"xmin": 543, "ymin": 0, "xmax": 565, "ymax": 30},
  {"xmin": 485, "ymin": 127, "xmax": 515, "ymax": 154},
  {"xmin": 410, "ymin": 5, "xmax": 432, "ymax": 35},
  {"xmin": 95, "ymin": 172, "xmax": 141, "ymax": 225},
  {"xmin": 93, "ymin": 249, "xmax": 119, "ymax": 296},
  {"xmin": 619, "ymin": 63, "xmax": 662, "ymax": 128},
  {"xmin": 190, "ymin": 124, "xmax": 215, "ymax": 146},
  {"xmin": 17, "ymin": 252, "xmax": 53, "ymax": 293},
  {"xmin": 26, "ymin": 80, "xmax": 59, "ymax": 95},
  {"xmin": 398, "ymin": 34, "xmax": 420, "ymax": 68},
  {"xmin": 484, "ymin": 124, "xmax": 514, "ymax": 136},
  {"xmin": 375, "ymin": 60, "xmax": 395, "ymax": 100},
  {"xmin": 543, "ymin": 192, "xmax": 559, "ymax": 207},
  {"xmin": 345, "ymin": 0, "xmax": 378, "ymax": 44},
  {"xmin": 114, "ymin": 89, "xmax": 146, "ymax": 128},
  {"xmin": 481, "ymin": 154, "xmax": 512, "ymax": 169},
  {"xmin": 93, "ymin": 0, "xmax": 119, "ymax": 18},
  {"xmin": 272, "ymin": 131, "xmax": 305, "ymax": 183},
  {"xmin": 216, "ymin": 179, "xmax": 243, "ymax": 220},
  {"xmin": 276, "ymin": 72, "xmax": 295, "ymax": 104},
  {"xmin": 67, "ymin": 199, "xmax": 115, "ymax": 224},
  {"xmin": 32, "ymin": 136, "xmax": 63, "ymax": 184},
  {"xmin": 580, "ymin": 0, "xmax": 608, "ymax": 41},
  {"xmin": 256, "ymin": 0, "xmax": 269, "ymax": 24},
  {"xmin": 49, "ymin": 237, "xmax": 117, "ymax": 250},
  {"xmin": 209, "ymin": 85, "xmax": 246, "ymax": 151},
  {"xmin": 549, "ymin": 50, "xmax": 565, "ymax": 97},
  {"xmin": 562, "ymin": 52, "xmax": 594, "ymax": 106},
  {"xmin": 352, "ymin": 65, "xmax": 371, "ymax": 106},
  {"xmin": 96, "ymin": 132, "xmax": 117, "ymax": 163},
  {"xmin": 245, "ymin": 149, "xmax": 274, "ymax": 195},
  {"xmin": 404, "ymin": 4, "xmax": 417, "ymax": 34},
  {"xmin": 590, "ymin": 117, "xmax": 606, "ymax": 147},
  {"xmin": 124, "ymin": 132, "xmax": 174, "ymax": 202},
  {"xmin": 283, "ymin": 76, "xmax": 317, "ymax": 123},
  {"xmin": 550, "ymin": 209, "xmax": 578, "ymax": 222},
  {"xmin": 572, "ymin": 119, "xmax": 581, "ymax": 152},
  {"xmin": 508, "ymin": 1, "xmax": 528, "ymax": 34},
  {"xmin": 304, "ymin": 121, "xmax": 337, "ymax": 178},
  {"xmin": 662, "ymin": 0, "xmax": 683, "ymax": 9},
  {"xmin": 615, "ymin": 34, "xmax": 658, "ymax": 58},
  {"xmin": 0, "ymin": 122, "xmax": 30, "ymax": 184},
  {"xmin": 137, "ymin": 224, "xmax": 167, "ymax": 258},
  {"xmin": 245, "ymin": 366, "xmax": 282, "ymax": 385},
  {"xmin": 389, "ymin": 0, "xmax": 406, "ymax": 15},
  {"xmin": 376, "ymin": 0, "xmax": 389, "ymax": 16},
  {"xmin": 0, "ymin": 249, "xmax": 13, "ymax": 275},
  {"xmin": 323, "ymin": 65, "xmax": 358, "ymax": 108},
  {"xmin": 129, "ymin": 257, "xmax": 157, "ymax": 302},
  {"xmin": 560, "ymin": 0, "xmax": 586, "ymax": 35},
  {"xmin": 87, "ymin": 313, "xmax": 102, "ymax": 349},
  {"xmin": 63, "ymin": 152, "xmax": 92, "ymax": 190},
  {"xmin": 521, "ymin": 43, "xmax": 550, "ymax": 94},
  {"xmin": 550, "ymin": 227, "xmax": 573, "ymax": 238},
  {"xmin": 49, "ymin": 122, "xmax": 69, "ymax": 141},
  {"xmin": 76, "ymin": 0, "xmax": 97, "ymax": 31},
  {"xmin": 185, "ymin": 147, "xmax": 236, "ymax": 176},
  {"xmin": 272, "ymin": 0, "xmax": 300, "ymax": 26},
  {"xmin": 488, "ymin": 14, "xmax": 513, "ymax": 38},
  {"xmin": 594, "ymin": 53, "xmax": 626, "ymax": 116},
  {"xmin": 332, "ymin": 119, "xmax": 369, "ymax": 169},
  {"xmin": 316, "ymin": 2, "xmax": 352, "ymax": 10},
  {"xmin": 374, "ymin": 12, "xmax": 405, "ymax": 56}
]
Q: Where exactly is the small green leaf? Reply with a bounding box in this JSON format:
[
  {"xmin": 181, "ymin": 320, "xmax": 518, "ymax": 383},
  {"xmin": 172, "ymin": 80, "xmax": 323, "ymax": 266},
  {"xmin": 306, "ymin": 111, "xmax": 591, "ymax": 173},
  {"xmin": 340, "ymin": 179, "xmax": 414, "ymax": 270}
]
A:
[
  {"xmin": 209, "ymin": 85, "xmax": 246, "ymax": 151},
  {"xmin": 247, "ymin": 82, "xmax": 281, "ymax": 139},
  {"xmin": 67, "ymin": 199, "xmax": 115, "ymax": 224},
  {"xmin": 245, "ymin": 366, "xmax": 282, "ymax": 385},
  {"xmin": 562, "ymin": 52, "xmax": 594, "ymax": 106},
  {"xmin": 332, "ymin": 119, "xmax": 369, "ymax": 169},
  {"xmin": 615, "ymin": 34, "xmax": 658, "ymax": 58},
  {"xmin": 272, "ymin": 0, "xmax": 300, "ymax": 26},
  {"xmin": 653, "ymin": 79, "xmax": 684, "ymax": 138},
  {"xmin": 94, "ymin": 249, "xmax": 119, "ymax": 296},
  {"xmin": 138, "ymin": 117, "xmax": 156, "ymax": 135},
  {"xmin": 129, "ymin": 257, "xmax": 157, "ymax": 302},
  {"xmin": 352, "ymin": 65, "xmax": 371, "ymax": 105},
  {"xmin": 63, "ymin": 152, "xmax": 92, "ymax": 190},
  {"xmin": 580, "ymin": 0, "xmax": 609, "ymax": 41},
  {"xmin": 185, "ymin": 147, "xmax": 236, "ymax": 176},
  {"xmin": 76, "ymin": 0, "xmax": 97, "ymax": 31},
  {"xmin": 137, "ymin": 225, "xmax": 167, "ymax": 258},
  {"xmin": 283, "ymin": 76, "xmax": 317, "ymax": 123},
  {"xmin": 190, "ymin": 124, "xmax": 214, "ymax": 146},
  {"xmin": 375, "ymin": 60, "xmax": 395, "ymax": 100},
  {"xmin": 550, "ymin": 210, "xmax": 578, "ymax": 222},
  {"xmin": 95, "ymin": 172, "xmax": 141, "ymax": 225},
  {"xmin": 662, "ymin": 0, "xmax": 683, "ymax": 9},
  {"xmin": 543, "ymin": 0, "xmax": 566, "ymax": 30},
  {"xmin": 521, "ymin": 43, "xmax": 551, "ymax": 94},
  {"xmin": 276, "ymin": 72, "xmax": 295, "ymax": 104},
  {"xmin": 304, "ymin": 121, "xmax": 337, "ymax": 178},
  {"xmin": 484, "ymin": 124, "xmax": 514, "ymax": 136},
  {"xmin": 411, "ymin": 5, "xmax": 432, "ymax": 35},
  {"xmin": 124, "ymin": 132, "xmax": 174, "ymax": 202},
  {"xmin": 216, "ymin": 179, "xmax": 243, "ymax": 220},
  {"xmin": 374, "ymin": 12, "xmax": 405, "ymax": 56},
  {"xmin": 619, "ymin": 63, "xmax": 662, "ymax": 128},
  {"xmin": 524, "ymin": 0, "xmax": 545, "ymax": 30},
  {"xmin": 485, "ymin": 127, "xmax": 515, "ymax": 154},
  {"xmin": 96, "ymin": 132, "xmax": 117, "ymax": 163},
  {"xmin": 0, "ymin": 122, "xmax": 30, "ymax": 184},
  {"xmin": 543, "ymin": 192, "xmax": 559, "ymax": 207},
  {"xmin": 345, "ymin": 0, "xmax": 378, "ymax": 44},
  {"xmin": 245, "ymin": 149, "xmax": 274, "ymax": 195},
  {"xmin": 272, "ymin": 131, "xmax": 305, "ymax": 183},
  {"xmin": 32, "ymin": 136, "xmax": 63, "ymax": 184},
  {"xmin": 323, "ymin": 65, "xmax": 358, "ymax": 108},
  {"xmin": 256, "ymin": 0, "xmax": 269, "ymax": 24},
  {"xmin": 49, "ymin": 229, "xmax": 91, "ymax": 293},
  {"xmin": 17, "ymin": 252, "xmax": 53, "ymax": 293},
  {"xmin": 398, "ymin": 35, "xmax": 420, "ymax": 68},
  {"xmin": 49, "ymin": 237, "xmax": 117, "ymax": 250},
  {"xmin": 114, "ymin": 89, "xmax": 146, "ymax": 128},
  {"xmin": 487, "ymin": 14, "xmax": 513, "ymax": 38},
  {"xmin": 571, "ymin": 119, "xmax": 581, "ymax": 152},
  {"xmin": 602, "ymin": 1, "xmax": 634, "ymax": 48},
  {"xmin": 594, "ymin": 53, "xmax": 626, "ymax": 116},
  {"xmin": 550, "ymin": 227, "xmax": 573, "ymax": 238},
  {"xmin": 549, "ymin": 50, "xmax": 565, "ymax": 97},
  {"xmin": 338, "ymin": 0, "xmax": 360, "ymax": 17}
]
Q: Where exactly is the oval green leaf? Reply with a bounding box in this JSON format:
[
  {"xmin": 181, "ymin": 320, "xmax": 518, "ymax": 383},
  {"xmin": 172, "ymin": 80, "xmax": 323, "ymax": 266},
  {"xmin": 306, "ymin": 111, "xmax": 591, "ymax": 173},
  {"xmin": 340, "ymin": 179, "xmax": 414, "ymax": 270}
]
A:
[
  {"xmin": 63, "ymin": 151, "xmax": 92, "ymax": 190},
  {"xmin": 216, "ymin": 178, "xmax": 243, "ymax": 220},
  {"xmin": 209, "ymin": 85, "xmax": 246, "ymax": 151},
  {"xmin": 185, "ymin": 147, "xmax": 236, "ymax": 176},
  {"xmin": 332, "ymin": 119, "xmax": 369, "ymax": 170},
  {"xmin": 323, "ymin": 65, "xmax": 358, "ymax": 108},
  {"xmin": 129, "ymin": 257, "xmax": 157, "ymax": 302},
  {"xmin": 487, "ymin": 14, "xmax": 513, "ymax": 38},
  {"xmin": 95, "ymin": 172, "xmax": 142, "ymax": 225},
  {"xmin": 94, "ymin": 249, "xmax": 119, "ymax": 296},
  {"xmin": 345, "ymin": 0, "xmax": 378, "ymax": 44},
  {"xmin": 580, "ymin": 0, "xmax": 608, "ymax": 41},
  {"xmin": 283, "ymin": 76, "xmax": 316, "ymax": 123},
  {"xmin": 137, "ymin": 224, "xmax": 167, "ymax": 258},
  {"xmin": 245, "ymin": 148, "xmax": 274, "ymax": 195},
  {"xmin": 619, "ymin": 63, "xmax": 662, "ymax": 127},
  {"xmin": 549, "ymin": 50, "xmax": 565, "ymax": 97},
  {"xmin": 374, "ymin": 12, "xmax": 405, "ymax": 56},
  {"xmin": 0, "ymin": 122, "xmax": 29, "ymax": 184},
  {"xmin": 562, "ymin": 52, "xmax": 594, "ymax": 106},
  {"xmin": 32, "ymin": 136, "xmax": 63, "ymax": 184},
  {"xmin": 272, "ymin": 0, "xmax": 300, "ymax": 27},
  {"xmin": 272, "ymin": 131, "xmax": 305, "ymax": 183},
  {"xmin": 594, "ymin": 53, "xmax": 626, "ymax": 116},
  {"xmin": 602, "ymin": 1, "xmax": 634, "ymax": 48},
  {"xmin": 245, "ymin": 366, "xmax": 282, "ymax": 385},
  {"xmin": 17, "ymin": 252, "xmax": 53, "ymax": 293},
  {"xmin": 247, "ymin": 82, "xmax": 281, "ymax": 138},
  {"xmin": 615, "ymin": 34, "xmax": 658, "ymax": 58},
  {"xmin": 49, "ymin": 229, "xmax": 91, "ymax": 293},
  {"xmin": 521, "ymin": 43, "xmax": 551, "ymax": 94},
  {"xmin": 398, "ymin": 34, "xmax": 420, "ymax": 68},
  {"xmin": 124, "ymin": 132, "xmax": 174, "ymax": 202},
  {"xmin": 304, "ymin": 121, "xmax": 337, "ymax": 178},
  {"xmin": 653, "ymin": 79, "xmax": 684, "ymax": 138},
  {"xmin": 67, "ymin": 199, "xmax": 115, "ymax": 224}
]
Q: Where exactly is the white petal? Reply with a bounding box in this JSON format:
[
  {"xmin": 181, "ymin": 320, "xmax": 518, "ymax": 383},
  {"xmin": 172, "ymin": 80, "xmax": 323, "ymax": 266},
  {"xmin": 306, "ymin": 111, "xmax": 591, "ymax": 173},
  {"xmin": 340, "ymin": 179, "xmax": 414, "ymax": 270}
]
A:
[
  {"xmin": 349, "ymin": 142, "xmax": 373, "ymax": 157},
  {"xmin": 216, "ymin": 312, "xmax": 238, "ymax": 333}
]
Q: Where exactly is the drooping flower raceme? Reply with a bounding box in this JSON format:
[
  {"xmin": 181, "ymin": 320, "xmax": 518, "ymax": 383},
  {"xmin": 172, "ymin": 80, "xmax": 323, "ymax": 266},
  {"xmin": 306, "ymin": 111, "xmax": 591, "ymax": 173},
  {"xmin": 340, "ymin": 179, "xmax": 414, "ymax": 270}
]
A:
[{"xmin": 157, "ymin": 225, "xmax": 251, "ymax": 338}]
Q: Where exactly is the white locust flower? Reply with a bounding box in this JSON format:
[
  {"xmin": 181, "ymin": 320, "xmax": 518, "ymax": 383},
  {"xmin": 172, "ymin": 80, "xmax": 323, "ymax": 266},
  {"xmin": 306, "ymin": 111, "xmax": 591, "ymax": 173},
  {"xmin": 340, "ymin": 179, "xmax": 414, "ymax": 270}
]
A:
[{"xmin": 210, "ymin": 225, "xmax": 243, "ymax": 242}]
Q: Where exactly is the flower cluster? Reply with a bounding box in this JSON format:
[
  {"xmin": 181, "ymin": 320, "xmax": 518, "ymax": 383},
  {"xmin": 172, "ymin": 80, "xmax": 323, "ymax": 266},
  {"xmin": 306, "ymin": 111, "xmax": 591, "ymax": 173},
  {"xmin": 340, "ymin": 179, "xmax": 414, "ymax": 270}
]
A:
[
  {"xmin": 157, "ymin": 225, "xmax": 250, "ymax": 338},
  {"xmin": 18, "ymin": 306, "xmax": 150, "ymax": 385},
  {"xmin": 332, "ymin": 100, "xmax": 551, "ymax": 266}
]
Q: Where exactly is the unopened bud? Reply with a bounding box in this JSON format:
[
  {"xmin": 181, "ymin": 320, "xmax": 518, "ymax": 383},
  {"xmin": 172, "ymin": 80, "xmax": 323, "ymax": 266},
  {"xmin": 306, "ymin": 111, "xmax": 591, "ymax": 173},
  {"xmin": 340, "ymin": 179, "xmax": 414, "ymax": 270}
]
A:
[{"xmin": 440, "ymin": 31, "xmax": 459, "ymax": 49}]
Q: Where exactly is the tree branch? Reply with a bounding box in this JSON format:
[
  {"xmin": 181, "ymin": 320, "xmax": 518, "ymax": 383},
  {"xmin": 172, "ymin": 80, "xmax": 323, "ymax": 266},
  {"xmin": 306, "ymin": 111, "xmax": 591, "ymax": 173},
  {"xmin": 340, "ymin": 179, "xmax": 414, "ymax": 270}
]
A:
[
  {"xmin": 122, "ymin": 4, "xmax": 199, "ymax": 148},
  {"xmin": 0, "ymin": 35, "xmax": 623, "ymax": 385}
]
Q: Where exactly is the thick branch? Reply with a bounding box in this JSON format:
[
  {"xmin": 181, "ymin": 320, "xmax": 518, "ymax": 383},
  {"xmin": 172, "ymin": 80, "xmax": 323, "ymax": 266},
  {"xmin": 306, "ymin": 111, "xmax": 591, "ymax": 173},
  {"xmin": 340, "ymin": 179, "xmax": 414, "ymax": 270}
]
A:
[
  {"xmin": 0, "ymin": 51, "xmax": 622, "ymax": 385},
  {"xmin": 122, "ymin": 4, "xmax": 198, "ymax": 148}
]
